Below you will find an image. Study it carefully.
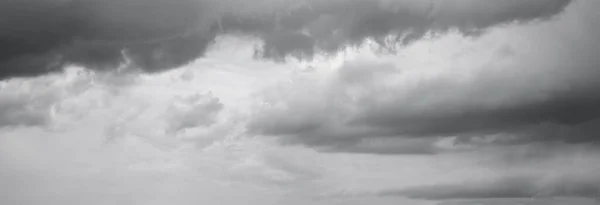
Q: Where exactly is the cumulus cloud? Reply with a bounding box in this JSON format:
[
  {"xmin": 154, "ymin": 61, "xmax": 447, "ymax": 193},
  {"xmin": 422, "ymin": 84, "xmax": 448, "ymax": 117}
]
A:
[
  {"xmin": 164, "ymin": 92, "xmax": 223, "ymax": 133},
  {"xmin": 2, "ymin": 60, "xmax": 599, "ymax": 204},
  {"xmin": 0, "ymin": 67, "xmax": 95, "ymax": 128},
  {"xmin": 3, "ymin": 1, "xmax": 600, "ymax": 204},
  {"xmin": 247, "ymin": 0, "xmax": 600, "ymax": 153},
  {"xmin": 0, "ymin": 0, "xmax": 572, "ymax": 79},
  {"xmin": 0, "ymin": 62, "xmax": 331, "ymax": 205}
]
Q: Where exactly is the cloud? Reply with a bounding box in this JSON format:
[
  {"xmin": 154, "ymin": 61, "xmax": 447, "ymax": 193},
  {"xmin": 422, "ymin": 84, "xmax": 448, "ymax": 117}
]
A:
[
  {"xmin": 384, "ymin": 174, "xmax": 600, "ymax": 200},
  {"xmin": 248, "ymin": 0, "xmax": 572, "ymax": 60},
  {"xmin": 0, "ymin": 96, "xmax": 49, "ymax": 127},
  {"xmin": 333, "ymin": 145, "xmax": 600, "ymax": 200},
  {"xmin": 438, "ymin": 198, "xmax": 599, "ymax": 205},
  {"xmin": 0, "ymin": 0, "xmax": 572, "ymax": 79},
  {"xmin": 3, "ymin": 60, "xmax": 599, "ymax": 205},
  {"xmin": 0, "ymin": 63, "xmax": 332, "ymax": 205},
  {"xmin": 164, "ymin": 92, "xmax": 224, "ymax": 133},
  {"xmin": 0, "ymin": 0, "xmax": 217, "ymax": 79},
  {"xmin": 3, "ymin": 1, "xmax": 600, "ymax": 204},
  {"xmin": 247, "ymin": 0, "xmax": 600, "ymax": 153},
  {"xmin": 0, "ymin": 67, "xmax": 96, "ymax": 128}
]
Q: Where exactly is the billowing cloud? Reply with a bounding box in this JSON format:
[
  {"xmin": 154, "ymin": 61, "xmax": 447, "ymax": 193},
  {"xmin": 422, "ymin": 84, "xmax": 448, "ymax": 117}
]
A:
[
  {"xmin": 0, "ymin": 62, "xmax": 328, "ymax": 205},
  {"xmin": 247, "ymin": 0, "xmax": 600, "ymax": 153},
  {"xmin": 0, "ymin": 0, "xmax": 217, "ymax": 79},
  {"xmin": 0, "ymin": 0, "xmax": 572, "ymax": 79},
  {"xmin": 0, "ymin": 95, "xmax": 50, "ymax": 127},
  {"xmin": 247, "ymin": 0, "xmax": 572, "ymax": 60},
  {"xmin": 2, "ymin": 55, "xmax": 599, "ymax": 204},
  {"xmin": 164, "ymin": 92, "xmax": 223, "ymax": 133},
  {"xmin": 3, "ymin": 1, "xmax": 600, "ymax": 204},
  {"xmin": 0, "ymin": 67, "xmax": 95, "ymax": 128}
]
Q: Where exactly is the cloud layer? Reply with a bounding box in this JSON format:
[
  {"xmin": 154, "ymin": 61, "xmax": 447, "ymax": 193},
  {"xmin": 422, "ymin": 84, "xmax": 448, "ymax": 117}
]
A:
[
  {"xmin": 0, "ymin": 0, "xmax": 572, "ymax": 79},
  {"xmin": 384, "ymin": 147, "xmax": 600, "ymax": 200},
  {"xmin": 2, "ymin": 1, "xmax": 600, "ymax": 204},
  {"xmin": 389, "ymin": 175, "xmax": 600, "ymax": 200},
  {"xmin": 247, "ymin": 0, "xmax": 600, "ymax": 153},
  {"xmin": 2, "ymin": 32, "xmax": 600, "ymax": 204}
]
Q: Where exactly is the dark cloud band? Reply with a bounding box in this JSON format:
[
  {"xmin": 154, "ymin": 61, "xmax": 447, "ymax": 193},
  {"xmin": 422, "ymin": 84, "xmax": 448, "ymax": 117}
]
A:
[{"xmin": 0, "ymin": 0, "xmax": 572, "ymax": 80}]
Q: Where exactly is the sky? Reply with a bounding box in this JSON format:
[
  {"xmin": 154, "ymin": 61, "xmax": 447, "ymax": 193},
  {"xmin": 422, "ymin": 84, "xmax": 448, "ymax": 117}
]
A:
[{"xmin": 1, "ymin": 0, "xmax": 600, "ymax": 205}]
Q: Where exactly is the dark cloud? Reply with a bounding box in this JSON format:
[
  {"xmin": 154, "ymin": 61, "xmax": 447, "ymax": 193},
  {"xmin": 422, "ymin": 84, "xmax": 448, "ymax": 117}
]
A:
[
  {"xmin": 349, "ymin": 83, "xmax": 600, "ymax": 141},
  {"xmin": 249, "ymin": 0, "xmax": 573, "ymax": 60},
  {"xmin": 315, "ymin": 137, "xmax": 442, "ymax": 155},
  {"xmin": 0, "ymin": 0, "xmax": 217, "ymax": 79},
  {"xmin": 248, "ymin": 61, "xmax": 600, "ymax": 153},
  {"xmin": 0, "ymin": 0, "xmax": 572, "ymax": 79},
  {"xmin": 247, "ymin": 0, "xmax": 600, "ymax": 153}
]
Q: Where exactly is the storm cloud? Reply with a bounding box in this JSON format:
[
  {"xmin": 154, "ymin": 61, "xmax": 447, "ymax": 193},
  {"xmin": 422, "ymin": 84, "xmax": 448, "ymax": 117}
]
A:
[{"xmin": 0, "ymin": 0, "xmax": 572, "ymax": 79}]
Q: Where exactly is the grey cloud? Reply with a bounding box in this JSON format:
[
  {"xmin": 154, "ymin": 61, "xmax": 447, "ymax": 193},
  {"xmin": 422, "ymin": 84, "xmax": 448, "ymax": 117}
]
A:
[
  {"xmin": 0, "ymin": 99, "xmax": 49, "ymax": 127},
  {"xmin": 0, "ymin": 0, "xmax": 217, "ymax": 79},
  {"xmin": 382, "ymin": 175, "xmax": 600, "ymax": 200},
  {"xmin": 243, "ymin": 0, "xmax": 573, "ymax": 60},
  {"xmin": 247, "ymin": 0, "xmax": 600, "ymax": 153},
  {"xmin": 438, "ymin": 198, "xmax": 599, "ymax": 205},
  {"xmin": 476, "ymin": 143, "xmax": 600, "ymax": 169},
  {"xmin": 0, "ymin": 0, "xmax": 572, "ymax": 79},
  {"xmin": 0, "ymin": 78, "xmax": 67, "ymax": 128},
  {"xmin": 350, "ymin": 86, "xmax": 600, "ymax": 141},
  {"xmin": 248, "ymin": 60, "xmax": 600, "ymax": 153},
  {"xmin": 165, "ymin": 93, "xmax": 223, "ymax": 133},
  {"xmin": 316, "ymin": 137, "xmax": 442, "ymax": 155}
]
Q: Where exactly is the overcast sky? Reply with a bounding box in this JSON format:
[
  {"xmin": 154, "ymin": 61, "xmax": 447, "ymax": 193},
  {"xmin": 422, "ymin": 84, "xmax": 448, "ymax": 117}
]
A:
[{"xmin": 1, "ymin": 0, "xmax": 600, "ymax": 205}]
